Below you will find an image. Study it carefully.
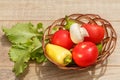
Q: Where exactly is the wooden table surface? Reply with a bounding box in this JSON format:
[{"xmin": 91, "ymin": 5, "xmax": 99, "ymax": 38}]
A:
[{"xmin": 0, "ymin": 0, "xmax": 120, "ymax": 80}]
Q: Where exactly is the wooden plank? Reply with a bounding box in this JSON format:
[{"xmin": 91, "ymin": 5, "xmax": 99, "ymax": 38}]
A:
[
  {"xmin": 0, "ymin": 0, "xmax": 120, "ymax": 80},
  {"xmin": 0, "ymin": 0, "xmax": 120, "ymax": 20},
  {"xmin": 0, "ymin": 21, "xmax": 119, "ymax": 67},
  {"xmin": 0, "ymin": 66, "xmax": 120, "ymax": 80}
]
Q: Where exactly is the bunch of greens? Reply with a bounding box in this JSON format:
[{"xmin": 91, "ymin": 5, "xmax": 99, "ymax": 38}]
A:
[{"xmin": 2, "ymin": 23, "xmax": 47, "ymax": 76}]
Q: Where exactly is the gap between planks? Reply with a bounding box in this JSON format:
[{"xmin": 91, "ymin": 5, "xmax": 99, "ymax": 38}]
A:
[
  {"xmin": 0, "ymin": 20, "xmax": 120, "ymax": 22},
  {"xmin": 0, "ymin": 64, "xmax": 120, "ymax": 67}
]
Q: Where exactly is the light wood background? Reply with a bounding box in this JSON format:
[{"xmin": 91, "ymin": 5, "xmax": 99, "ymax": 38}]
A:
[{"xmin": 0, "ymin": 0, "xmax": 120, "ymax": 80}]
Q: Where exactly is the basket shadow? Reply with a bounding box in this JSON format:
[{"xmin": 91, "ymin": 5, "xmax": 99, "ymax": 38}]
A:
[
  {"xmin": 89, "ymin": 59, "xmax": 108, "ymax": 80},
  {"xmin": 34, "ymin": 59, "xmax": 108, "ymax": 80}
]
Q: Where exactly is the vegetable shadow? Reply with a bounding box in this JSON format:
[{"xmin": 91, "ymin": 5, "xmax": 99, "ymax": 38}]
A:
[
  {"xmin": 34, "ymin": 59, "xmax": 108, "ymax": 80},
  {"xmin": 0, "ymin": 35, "xmax": 11, "ymax": 47}
]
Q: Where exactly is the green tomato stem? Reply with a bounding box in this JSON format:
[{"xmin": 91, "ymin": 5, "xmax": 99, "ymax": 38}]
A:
[
  {"xmin": 65, "ymin": 16, "xmax": 75, "ymax": 30},
  {"xmin": 97, "ymin": 43, "xmax": 103, "ymax": 54}
]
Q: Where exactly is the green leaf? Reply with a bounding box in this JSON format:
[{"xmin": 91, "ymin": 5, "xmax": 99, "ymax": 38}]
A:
[
  {"xmin": 31, "ymin": 37, "xmax": 42, "ymax": 52},
  {"xmin": 36, "ymin": 23, "xmax": 44, "ymax": 40},
  {"xmin": 13, "ymin": 55, "xmax": 29, "ymax": 76},
  {"xmin": 30, "ymin": 38, "xmax": 47, "ymax": 63},
  {"xmin": 31, "ymin": 47, "xmax": 47, "ymax": 63},
  {"xmin": 37, "ymin": 23, "xmax": 43, "ymax": 29},
  {"xmin": 9, "ymin": 43, "xmax": 31, "ymax": 76},
  {"xmin": 2, "ymin": 23, "xmax": 38, "ymax": 43},
  {"xmin": 65, "ymin": 16, "xmax": 75, "ymax": 30}
]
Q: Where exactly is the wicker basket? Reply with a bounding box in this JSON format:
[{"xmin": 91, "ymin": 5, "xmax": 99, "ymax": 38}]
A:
[{"xmin": 42, "ymin": 14, "xmax": 117, "ymax": 70}]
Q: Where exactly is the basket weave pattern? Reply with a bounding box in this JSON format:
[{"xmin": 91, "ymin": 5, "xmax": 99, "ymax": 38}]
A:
[{"xmin": 42, "ymin": 14, "xmax": 117, "ymax": 70}]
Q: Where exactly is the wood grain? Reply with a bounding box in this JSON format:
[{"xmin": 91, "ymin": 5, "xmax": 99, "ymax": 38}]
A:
[
  {"xmin": 0, "ymin": 0, "xmax": 120, "ymax": 80},
  {"xmin": 0, "ymin": 0, "xmax": 120, "ymax": 20},
  {"xmin": 0, "ymin": 65, "xmax": 120, "ymax": 80}
]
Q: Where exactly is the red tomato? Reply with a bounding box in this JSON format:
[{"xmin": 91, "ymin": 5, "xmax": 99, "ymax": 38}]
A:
[
  {"xmin": 83, "ymin": 23, "xmax": 105, "ymax": 44},
  {"xmin": 72, "ymin": 42, "xmax": 98, "ymax": 67},
  {"xmin": 51, "ymin": 30, "xmax": 74, "ymax": 49}
]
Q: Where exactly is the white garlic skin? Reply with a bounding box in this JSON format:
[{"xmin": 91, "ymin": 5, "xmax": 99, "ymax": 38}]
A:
[{"xmin": 70, "ymin": 23, "xmax": 89, "ymax": 44}]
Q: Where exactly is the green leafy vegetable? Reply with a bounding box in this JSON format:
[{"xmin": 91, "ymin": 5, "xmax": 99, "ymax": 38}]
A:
[
  {"xmin": 10, "ymin": 43, "xmax": 31, "ymax": 76},
  {"xmin": 9, "ymin": 41, "xmax": 32, "ymax": 62},
  {"xmin": 30, "ymin": 37, "xmax": 47, "ymax": 63},
  {"xmin": 2, "ymin": 23, "xmax": 47, "ymax": 76},
  {"xmin": 2, "ymin": 23, "xmax": 37, "ymax": 43}
]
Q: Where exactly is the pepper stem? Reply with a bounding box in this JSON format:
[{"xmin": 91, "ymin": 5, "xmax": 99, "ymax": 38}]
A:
[{"xmin": 64, "ymin": 55, "xmax": 72, "ymax": 65}]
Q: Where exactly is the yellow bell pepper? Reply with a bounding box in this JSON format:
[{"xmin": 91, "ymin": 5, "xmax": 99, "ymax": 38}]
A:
[{"xmin": 45, "ymin": 43, "xmax": 72, "ymax": 66}]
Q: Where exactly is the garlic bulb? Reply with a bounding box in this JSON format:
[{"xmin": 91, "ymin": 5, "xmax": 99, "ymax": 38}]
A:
[{"xmin": 70, "ymin": 23, "xmax": 89, "ymax": 44}]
